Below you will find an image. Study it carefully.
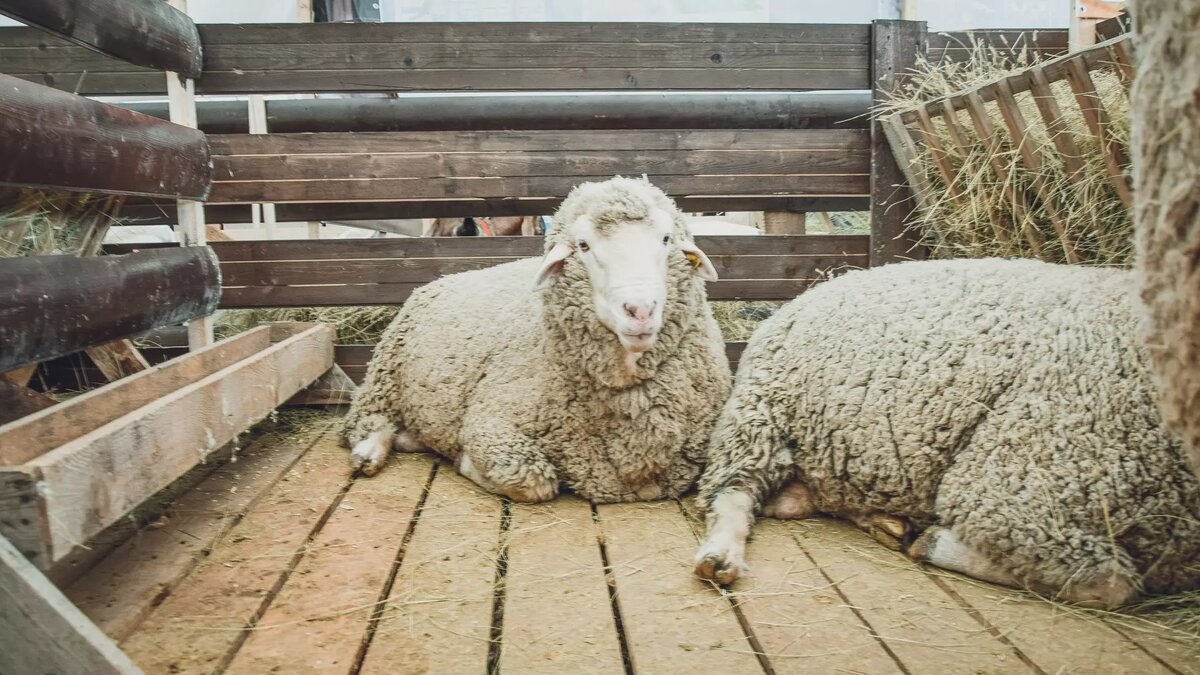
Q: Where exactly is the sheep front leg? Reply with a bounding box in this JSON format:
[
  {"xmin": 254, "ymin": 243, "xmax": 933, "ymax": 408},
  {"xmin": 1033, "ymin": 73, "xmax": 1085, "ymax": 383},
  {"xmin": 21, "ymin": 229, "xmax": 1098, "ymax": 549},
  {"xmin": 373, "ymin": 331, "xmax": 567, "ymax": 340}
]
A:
[{"xmin": 458, "ymin": 423, "xmax": 558, "ymax": 503}]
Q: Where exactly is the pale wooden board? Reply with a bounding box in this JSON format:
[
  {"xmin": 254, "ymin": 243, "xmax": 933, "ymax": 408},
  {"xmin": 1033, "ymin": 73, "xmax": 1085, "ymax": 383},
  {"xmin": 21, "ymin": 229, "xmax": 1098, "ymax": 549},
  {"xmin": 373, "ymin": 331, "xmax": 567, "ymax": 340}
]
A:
[
  {"xmin": 732, "ymin": 519, "xmax": 902, "ymax": 671},
  {"xmin": 791, "ymin": 518, "xmax": 1028, "ymax": 673},
  {"xmin": 0, "ymin": 533, "xmax": 140, "ymax": 675},
  {"xmin": 119, "ymin": 435, "xmax": 350, "ymax": 674},
  {"xmin": 0, "ymin": 326, "xmax": 271, "ymax": 466},
  {"xmin": 32, "ymin": 324, "xmax": 334, "ymax": 563},
  {"xmin": 66, "ymin": 420, "xmax": 334, "ymax": 641},
  {"xmin": 359, "ymin": 467, "xmax": 502, "ymax": 674},
  {"xmin": 225, "ymin": 453, "xmax": 435, "ymax": 673},
  {"xmin": 85, "ymin": 339, "xmax": 151, "ymax": 382},
  {"xmin": 1116, "ymin": 626, "xmax": 1200, "ymax": 675},
  {"xmin": 931, "ymin": 572, "xmax": 1172, "ymax": 674},
  {"xmin": 498, "ymin": 497, "xmax": 625, "ymax": 674},
  {"xmin": 596, "ymin": 501, "xmax": 763, "ymax": 673}
]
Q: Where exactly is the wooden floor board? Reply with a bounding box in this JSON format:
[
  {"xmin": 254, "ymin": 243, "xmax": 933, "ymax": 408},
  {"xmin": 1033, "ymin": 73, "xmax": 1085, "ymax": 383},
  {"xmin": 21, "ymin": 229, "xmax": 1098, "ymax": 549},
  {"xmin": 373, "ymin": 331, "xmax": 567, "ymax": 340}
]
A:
[
  {"xmin": 117, "ymin": 434, "xmax": 351, "ymax": 674},
  {"xmin": 790, "ymin": 518, "xmax": 1032, "ymax": 673},
  {"xmin": 596, "ymin": 501, "xmax": 764, "ymax": 674},
  {"xmin": 66, "ymin": 421, "xmax": 331, "ymax": 641},
  {"xmin": 225, "ymin": 453, "xmax": 436, "ymax": 674},
  {"xmin": 732, "ymin": 519, "xmax": 903, "ymax": 672},
  {"xmin": 498, "ymin": 498, "xmax": 625, "ymax": 674},
  {"xmin": 933, "ymin": 571, "xmax": 1173, "ymax": 674},
  {"xmin": 358, "ymin": 466, "xmax": 503, "ymax": 674}
]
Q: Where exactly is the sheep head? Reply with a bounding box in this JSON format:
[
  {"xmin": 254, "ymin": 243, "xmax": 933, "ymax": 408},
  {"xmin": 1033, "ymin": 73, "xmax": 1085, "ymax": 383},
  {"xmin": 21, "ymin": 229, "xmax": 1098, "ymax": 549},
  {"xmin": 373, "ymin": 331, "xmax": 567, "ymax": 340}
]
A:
[{"xmin": 535, "ymin": 176, "xmax": 718, "ymax": 354}]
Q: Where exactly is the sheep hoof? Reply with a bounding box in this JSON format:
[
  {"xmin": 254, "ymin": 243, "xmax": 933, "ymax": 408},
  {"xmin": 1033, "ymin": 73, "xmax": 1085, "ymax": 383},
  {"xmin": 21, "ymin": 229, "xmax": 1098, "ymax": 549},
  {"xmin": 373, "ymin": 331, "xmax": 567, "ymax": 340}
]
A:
[
  {"xmin": 694, "ymin": 553, "xmax": 742, "ymax": 586},
  {"xmin": 501, "ymin": 480, "xmax": 559, "ymax": 504},
  {"xmin": 350, "ymin": 432, "xmax": 391, "ymax": 477},
  {"xmin": 1063, "ymin": 563, "xmax": 1139, "ymax": 610}
]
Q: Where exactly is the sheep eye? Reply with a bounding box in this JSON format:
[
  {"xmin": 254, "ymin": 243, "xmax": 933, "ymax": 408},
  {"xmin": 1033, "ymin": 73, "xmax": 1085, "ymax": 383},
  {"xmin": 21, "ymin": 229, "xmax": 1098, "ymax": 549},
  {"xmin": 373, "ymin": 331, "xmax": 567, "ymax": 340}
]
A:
[
  {"xmin": 662, "ymin": 235, "xmax": 670, "ymax": 245},
  {"xmin": 578, "ymin": 240, "xmax": 590, "ymax": 252}
]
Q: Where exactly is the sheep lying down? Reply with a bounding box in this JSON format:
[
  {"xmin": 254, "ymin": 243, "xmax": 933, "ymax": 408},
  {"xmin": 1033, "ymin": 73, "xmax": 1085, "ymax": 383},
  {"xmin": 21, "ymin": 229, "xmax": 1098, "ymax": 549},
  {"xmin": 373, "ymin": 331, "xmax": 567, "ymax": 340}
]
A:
[
  {"xmin": 695, "ymin": 258, "xmax": 1200, "ymax": 608},
  {"xmin": 342, "ymin": 177, "xmax": 731, "ymax": 503}
]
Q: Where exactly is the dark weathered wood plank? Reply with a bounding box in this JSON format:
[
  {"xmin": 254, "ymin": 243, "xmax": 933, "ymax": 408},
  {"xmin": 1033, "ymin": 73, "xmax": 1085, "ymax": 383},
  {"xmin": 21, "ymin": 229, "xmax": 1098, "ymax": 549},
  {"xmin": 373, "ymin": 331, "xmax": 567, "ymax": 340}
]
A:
[
  {"xmin": 211, "ymin": 128, "xmax": 869, "ymax": 156},
  {"xmin": 0, "ymin": 74, "xmax": 211, "ymax": 198},
  {"xmin": 869, "ymin": 19, "xmax": 927, "ymax": 266},
  {"xmin": 0, "ymin": 0, "xmax": 200, "ymax": 76},
  {"xmin": 0, "ymin": 248, "xmax": 221, "ymax": 373},
  {"xmin": 0, "ymin": 377, "xmax": 56, "ymax": 426},
  {"xmin": 214, "ymin": 149, "xmax": 871, "ymax": 182},
  {"xmin": 210, "ymin": 174, "xmax": 869, "ymax": 204},
  {"xmin": 0, "ymin": 533, "xmax": 140, "ymax": 675},
  {"xmin": 219, "ymin": 254, "xmax": 866, "ymax": 286},
  {"xmin": 209, "ymin": 234, "xmax": 869, "ymax": 261},
  {"xmin": 121, "ymin": 196, "xmax": 869, "ymax": 225}
]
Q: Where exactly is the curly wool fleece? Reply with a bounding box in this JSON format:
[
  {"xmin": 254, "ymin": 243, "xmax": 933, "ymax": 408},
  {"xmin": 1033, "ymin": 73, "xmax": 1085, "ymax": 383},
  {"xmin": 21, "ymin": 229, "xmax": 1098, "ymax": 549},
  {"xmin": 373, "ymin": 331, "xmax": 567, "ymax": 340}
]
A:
[
  {"xmin": 699, "ymin": 258, "xmax": 1200, "ymax": 597},
  {"xmin": 343, "ymin": 177, "xmax": 730, "ymax": 502}
]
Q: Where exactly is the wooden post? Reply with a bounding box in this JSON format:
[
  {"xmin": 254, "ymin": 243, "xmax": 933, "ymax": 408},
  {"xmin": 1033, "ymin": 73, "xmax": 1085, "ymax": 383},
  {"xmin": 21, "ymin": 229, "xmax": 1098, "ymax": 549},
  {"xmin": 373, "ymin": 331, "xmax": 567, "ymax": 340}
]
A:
[
  {"xmin": 166, "ymin": 0, "xmax": 211, "ymax": 349},
  {"xmin": 298, "ymin": 0, "xmax": 322, "ymax": 240},
  {"xmin": 247, "ymin": 95, "xmax": 277, "ymax": 240},
  {"xmin": 1070, "ymin": 1, "xmax": 1124, "ymax": 52},
  {"xmin": 762, "ymin": 211, "xmax": 806, "ymax": 235},
  {"xmin": 0, "ymin": 533, "xmax": 142, "ymax": 674},
  {"xmin": 870, "ymin": 19, "xmax": 927, "ymax": 267}
]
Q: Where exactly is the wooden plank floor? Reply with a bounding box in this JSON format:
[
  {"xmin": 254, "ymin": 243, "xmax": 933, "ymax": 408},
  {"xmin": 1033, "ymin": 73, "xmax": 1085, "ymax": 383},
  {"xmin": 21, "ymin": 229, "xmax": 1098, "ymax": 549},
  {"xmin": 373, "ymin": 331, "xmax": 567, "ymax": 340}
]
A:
[{"xmin": 65, "ymin": 416, "xmax": 1200, "ymax": 675}]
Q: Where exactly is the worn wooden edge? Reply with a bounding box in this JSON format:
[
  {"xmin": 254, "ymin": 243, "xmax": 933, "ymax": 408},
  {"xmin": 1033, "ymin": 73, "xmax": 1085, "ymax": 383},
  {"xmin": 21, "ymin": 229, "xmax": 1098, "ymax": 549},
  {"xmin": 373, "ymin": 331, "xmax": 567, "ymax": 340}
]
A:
[
  {"xmin": 0, "ymin": 0, "xmax": 202, "ymax": 77},
  {"xmin": 11, "ymin": 323, "xmax": 334, "ymax": 567},
  {"xmin": 894, "ymin": 33, "xmax": 1132, "ymax": 126},
  {"xmin": 284, "ymin": 363, "xmax": 357, "ymax": 406},
  {"xmin": 0, "ymin": 533, "xmax": 141, "ymax": 675},
  {"xmin": 0, "ymin": 326, "xmax": 274, "ymax": 466}
]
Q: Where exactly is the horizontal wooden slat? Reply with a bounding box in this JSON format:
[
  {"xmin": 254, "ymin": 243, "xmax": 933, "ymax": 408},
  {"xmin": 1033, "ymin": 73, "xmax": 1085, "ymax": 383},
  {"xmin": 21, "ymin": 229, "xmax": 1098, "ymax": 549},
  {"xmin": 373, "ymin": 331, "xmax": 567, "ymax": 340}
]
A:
[
  {"xmin": 0, "ymin": 74, "xmax": 211, "ymax": 198},
  {"xmin": 928, "ymin": 29, "xmax": 1068, "ymax": 50},
  {"xmin": 220, "ymin": 253, "xmax": 864, "ymax": 286},
  {"xmin": 210, "ymin": 129, "xmax": 868, "ymax": 156},
  {"xmin": 211, "ymin": 175, "xmax": 868, "ymax": 203},
  {"xmin": 214, "ymin": 149, "xmax": 870, "ymax": 182},
  {"xmin": 218, "ymin": 277, "xmax": 837, "ymax": 307},
  {"xmin": 0, "ymin": 0, "xmax": 201, "ymax": 76},
  {"xmin": 208, "ymin": 234, "xmax": 868, "ymax": 261},
  {"xmin": 0, "ymin": 22, "xmax": 872, "ymax": 94},
  {"xmin": 119, "ymin": 196, "xmax": 870, "ymax": 225}
]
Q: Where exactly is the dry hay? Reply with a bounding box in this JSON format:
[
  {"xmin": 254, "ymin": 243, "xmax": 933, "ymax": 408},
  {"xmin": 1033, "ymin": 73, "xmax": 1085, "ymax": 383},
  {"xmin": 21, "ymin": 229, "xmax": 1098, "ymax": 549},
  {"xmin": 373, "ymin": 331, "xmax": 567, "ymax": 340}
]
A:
[
  {"xmin": 880, "ymin": 41, "xmax": 1132, "ymax": 266},
  {"xmin": 0, "ymin": 186, "xmax": 124, "ymax": 258}
]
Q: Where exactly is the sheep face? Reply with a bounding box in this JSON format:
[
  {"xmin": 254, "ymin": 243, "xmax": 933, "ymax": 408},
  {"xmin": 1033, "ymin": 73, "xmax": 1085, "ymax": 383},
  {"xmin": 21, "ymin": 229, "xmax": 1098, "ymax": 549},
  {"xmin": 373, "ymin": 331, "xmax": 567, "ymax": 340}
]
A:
[{"xmin": 536, "ymin": 177, "xmax": 718, "ymax": 353}]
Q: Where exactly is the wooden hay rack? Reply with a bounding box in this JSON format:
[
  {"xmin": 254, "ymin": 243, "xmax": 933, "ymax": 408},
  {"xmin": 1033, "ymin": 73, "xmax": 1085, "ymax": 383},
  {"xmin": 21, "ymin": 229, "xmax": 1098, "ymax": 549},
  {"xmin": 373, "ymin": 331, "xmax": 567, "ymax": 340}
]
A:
[{"xmin": 879, "ymin": 32, "xmax": 1135, "ymax": 264}]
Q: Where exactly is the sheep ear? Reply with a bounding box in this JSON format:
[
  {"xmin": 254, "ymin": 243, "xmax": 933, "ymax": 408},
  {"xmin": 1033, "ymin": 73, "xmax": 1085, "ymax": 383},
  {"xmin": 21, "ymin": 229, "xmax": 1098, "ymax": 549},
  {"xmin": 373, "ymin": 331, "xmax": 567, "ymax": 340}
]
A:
[
  {"xmin": 534, "ymin": 241, "xmax": 573, "ymax": 290},
  {"xmin": 680, "ymin": 240, "xmax": 718, "ymax": 282}
]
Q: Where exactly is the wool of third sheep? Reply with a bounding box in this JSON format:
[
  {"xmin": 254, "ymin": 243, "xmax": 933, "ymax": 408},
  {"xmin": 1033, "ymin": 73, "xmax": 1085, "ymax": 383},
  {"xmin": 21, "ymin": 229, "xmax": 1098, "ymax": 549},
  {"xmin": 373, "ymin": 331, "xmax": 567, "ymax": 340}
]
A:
[
  {"xmin": 1132, "ymin": 0, "xmax": 1200, "ymax": 479},
  {"xmin": 694, "ymin": 258, "xmax": 1200, "ymax": 608},
  {"xmin": 343, "ymin": 177, "xmax": 731, "ymax": 503}
]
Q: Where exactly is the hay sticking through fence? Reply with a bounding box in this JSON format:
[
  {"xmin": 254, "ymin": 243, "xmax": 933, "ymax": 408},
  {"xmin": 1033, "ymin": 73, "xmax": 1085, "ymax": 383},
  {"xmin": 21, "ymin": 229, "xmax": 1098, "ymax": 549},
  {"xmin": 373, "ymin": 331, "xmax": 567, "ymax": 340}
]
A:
[
  {"xmin": 881, "ymin": 43, "xmax": 1132, "ymax": 266},
  {"xmin": 0, "ymin": 187, "xmax": 124, "ymax": 258}
]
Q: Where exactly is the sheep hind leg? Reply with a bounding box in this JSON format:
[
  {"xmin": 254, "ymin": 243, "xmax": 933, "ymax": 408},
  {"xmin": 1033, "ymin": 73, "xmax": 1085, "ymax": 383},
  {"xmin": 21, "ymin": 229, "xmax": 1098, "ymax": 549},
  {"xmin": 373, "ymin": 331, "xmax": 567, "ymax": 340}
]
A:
[
  {"xmin": 457, "ymin": 426, "xmax": 558, "ymax": 503},
  {"xmin": 908, "ymin": 525, "xmax": 1019, "ymax": 587},
  {"xmin": 694, "ymin": 489, "xmax": 755, "ymax": 586}
]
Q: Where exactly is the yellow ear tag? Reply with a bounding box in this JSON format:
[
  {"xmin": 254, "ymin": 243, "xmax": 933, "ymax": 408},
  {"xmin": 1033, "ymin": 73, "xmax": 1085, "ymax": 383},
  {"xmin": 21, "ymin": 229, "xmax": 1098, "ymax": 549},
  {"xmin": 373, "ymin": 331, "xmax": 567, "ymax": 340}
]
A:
[{"xmin": 685, "ymin": 251, "xmax": 702, "ymax": 269}]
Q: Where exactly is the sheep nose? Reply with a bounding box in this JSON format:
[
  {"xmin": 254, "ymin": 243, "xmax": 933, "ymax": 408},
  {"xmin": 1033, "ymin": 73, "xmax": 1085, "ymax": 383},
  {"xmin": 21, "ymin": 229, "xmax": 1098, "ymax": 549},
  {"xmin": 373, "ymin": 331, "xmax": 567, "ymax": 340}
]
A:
[{"xmin": 623, "ymin": 301, "xmax": 656, "ymax": 322}]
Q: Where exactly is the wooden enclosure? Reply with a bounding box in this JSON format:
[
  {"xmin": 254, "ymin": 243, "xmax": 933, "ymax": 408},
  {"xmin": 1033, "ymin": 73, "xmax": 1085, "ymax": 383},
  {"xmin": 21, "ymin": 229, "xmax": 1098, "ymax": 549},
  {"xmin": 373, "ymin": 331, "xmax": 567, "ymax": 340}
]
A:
[{"xmin": 7, "ymin": 9, "xmax": 1194, "ymax": 675}]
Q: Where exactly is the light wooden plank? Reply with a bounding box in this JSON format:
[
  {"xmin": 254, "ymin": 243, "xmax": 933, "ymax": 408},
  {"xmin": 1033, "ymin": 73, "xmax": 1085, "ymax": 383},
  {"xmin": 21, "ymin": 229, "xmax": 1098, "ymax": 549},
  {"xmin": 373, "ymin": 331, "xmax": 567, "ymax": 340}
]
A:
[
  {"xmin": 0, "ymin": 533, "xmax": 141, "ymax": 675},
  {"xmin": 1063, "ymin": 56, "xmax": 1134, "ymax": 206},
  {"xmin": 66, "ymin": 420, "xmax": 334, "ymax": 641},
  {"xmin": 499, "ymin": 498, "xmax": 624, "ymax": 674},
  {"xmin": 119, "ymin": 434, "xmax": 350, "ymax": 674},
  {"xmin": 0, "ymin": 326, "xmax": 270, "ymax": 466},
  {"xmin": 731, "ymin": 519, "xmax": 902, "ymax": 671},
  {"xmin": 932, "ymin": 573, "xmax": 1173, "ymax": 674},
  {"xmin": 792, "ymin": 518, "xmax": 1027, "ymax": 673},
  {"xmin": 227, "ymin": 453, "xmax": 435, "ymax": 673},
  {"xmin": 963, "ymin": 91, "xmax": 1044, "ymax": 253},
  {"xmin": 9, "ymin": 324, "xmax": 333, "ymax": 566},
  {"xmin": 596, "ymin": 501, "xmax": 763, "ymax": 672},
  {"xmin": 360, "ymin": 467, "xmax": 502, "ymax": 674},
  {"xmin": 1027, "ymin": 66, "xmax": 1087, "ymax": 181},
  {"xmin": 84, "ymin": 340, "xmax": 152, "ymax": 382},
  {"xmin": 1114, "ymin": 626, "xmax": 1200, "ymax": 675}
]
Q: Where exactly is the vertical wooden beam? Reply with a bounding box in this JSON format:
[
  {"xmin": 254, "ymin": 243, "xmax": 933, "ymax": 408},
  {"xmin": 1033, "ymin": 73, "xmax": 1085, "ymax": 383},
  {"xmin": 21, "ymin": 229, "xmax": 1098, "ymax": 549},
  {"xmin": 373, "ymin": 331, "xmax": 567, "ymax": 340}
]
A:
[
  {"xmin": 166, "ymin": 0, "xmax": 211, "ymax": 349},
  {"xmin": 1028, "ymin": 66, "xmax": 1087, "ymax": 182},
  {"xmin": 0, "ymin": 534, "xmax": 141, "ymax": 675},
  {"xmin": 762, "ymin": 211, "xmax": 806, "ymax": 234},
  {"xmin": 247, "ymin": 94, "xmax": 277, "ymax": 240},
  {"xmin": 298, "ymin": 0, "xmax": 322, "ymax": 240},
  {"xmin": 870, "ymin": 19, "xmax": 927, "ymax": 266}
]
